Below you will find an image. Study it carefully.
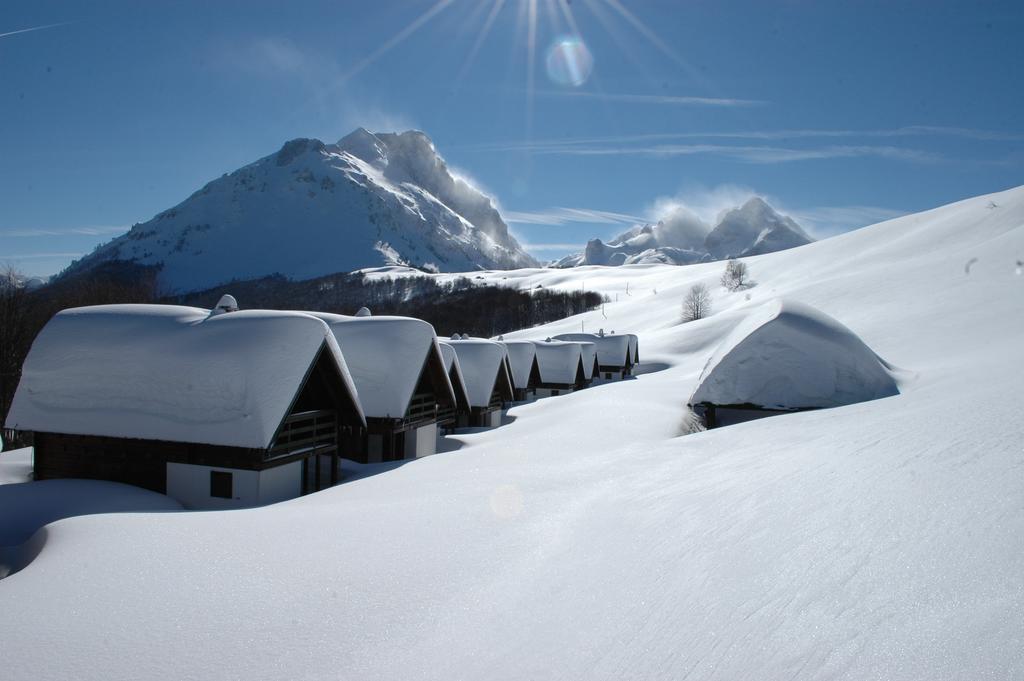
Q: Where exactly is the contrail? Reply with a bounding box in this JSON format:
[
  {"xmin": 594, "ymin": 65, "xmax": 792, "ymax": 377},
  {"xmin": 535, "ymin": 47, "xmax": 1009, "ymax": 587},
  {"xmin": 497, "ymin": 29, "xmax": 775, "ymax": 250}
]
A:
[{"xmin": 0, "ymin": 22, "xmax": 72, "ymax": 40}]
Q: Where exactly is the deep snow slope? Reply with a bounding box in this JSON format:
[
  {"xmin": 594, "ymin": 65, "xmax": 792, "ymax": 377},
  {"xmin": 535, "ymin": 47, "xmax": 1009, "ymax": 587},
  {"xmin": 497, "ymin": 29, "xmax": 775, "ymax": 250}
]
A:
[
  {"xmin": 62, "ymin": 129, "xmax": 537, "ymax": 293},
  {"xmin": 2, "ymin": 186, "xmax": 1023, "ymax": 680}
]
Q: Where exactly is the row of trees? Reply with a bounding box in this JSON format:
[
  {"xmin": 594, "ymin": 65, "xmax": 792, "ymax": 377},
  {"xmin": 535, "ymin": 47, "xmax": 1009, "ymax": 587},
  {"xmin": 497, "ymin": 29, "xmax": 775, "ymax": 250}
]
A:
[{"xmin": 174, "ymin": 271, "xmax": 605, "ymax": 338}]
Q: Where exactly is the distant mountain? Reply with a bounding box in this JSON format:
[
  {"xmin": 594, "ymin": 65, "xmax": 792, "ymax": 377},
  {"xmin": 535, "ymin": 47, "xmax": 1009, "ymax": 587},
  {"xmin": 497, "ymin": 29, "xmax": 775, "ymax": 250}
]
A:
[
  {"xmin": 0, "ymin": 270, "xmax": 47, "ymax": 291},
  {"xmin": 61, "ymin": 129, "xmax": 538, "ymax": 294},
  {"xmin": 704, "ymin": 198, "xmax": 814, "ymax": 259},
  {"xmin": 554, "ymin": 197, "xmax": 813, "ymax": 268}
]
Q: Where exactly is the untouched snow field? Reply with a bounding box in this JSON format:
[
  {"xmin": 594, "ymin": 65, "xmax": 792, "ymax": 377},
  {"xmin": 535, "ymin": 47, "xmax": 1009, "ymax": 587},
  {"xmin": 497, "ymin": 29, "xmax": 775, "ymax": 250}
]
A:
[{"xmin": 2, "ymin": 187, "xmax": 1024, "ymax": 680}]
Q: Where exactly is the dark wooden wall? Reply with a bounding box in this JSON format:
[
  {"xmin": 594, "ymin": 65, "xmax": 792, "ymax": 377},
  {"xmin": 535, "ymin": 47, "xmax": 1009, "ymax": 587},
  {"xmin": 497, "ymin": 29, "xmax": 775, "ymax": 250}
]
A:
[{"xmin": 33, "ymin": 432, "xmax": 265, "ymax": 493}]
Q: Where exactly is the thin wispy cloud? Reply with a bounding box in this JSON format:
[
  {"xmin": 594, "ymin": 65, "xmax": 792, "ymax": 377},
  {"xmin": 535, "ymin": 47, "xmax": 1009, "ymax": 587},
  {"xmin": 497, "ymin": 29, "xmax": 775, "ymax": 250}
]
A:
[
  {"xmin": 468, "ymin": 125, "xmax": 1023, "ymax": 155},
  {"xmin": 215, "ymin": 37, "xmax": 417, "ymax": 139},
  {"xmin": 505, "ymin": 207, "xmax": 643, "ymax": 226},
  {"xmin": 520, "ymin": 242, "xmax": 587, "ymax": 251},
  {"xmin": 0, "ymin": 252, "xmax": 84, "ymax": 259},
  {"xmin": 1, "ymin": 225, "xmax": 127, "ymax": 238},
  {"xmin": 219, "ymin": 37, "xmax": 328, "ymax": 79},
  {"xmin": 499, "ymin": 143, "xmax": 940, "ymax": 164},
  {"xmin": 790, "ymin": 205, "xmax": 909, "ymax": 237},
  {"xmin": 536, "ymin": 91, "xmax": 764, "ymax": 107},
  {"xmin": 0, "ymin": 22, "xmax": 72, "ymax": 40}
]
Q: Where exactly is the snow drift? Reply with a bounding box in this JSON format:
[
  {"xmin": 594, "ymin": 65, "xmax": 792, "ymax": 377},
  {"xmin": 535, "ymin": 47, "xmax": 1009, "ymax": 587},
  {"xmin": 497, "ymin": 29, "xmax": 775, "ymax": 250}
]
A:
[{"xmin": 690, "ymin": 298, "xmax": 899, "ymax": 409}]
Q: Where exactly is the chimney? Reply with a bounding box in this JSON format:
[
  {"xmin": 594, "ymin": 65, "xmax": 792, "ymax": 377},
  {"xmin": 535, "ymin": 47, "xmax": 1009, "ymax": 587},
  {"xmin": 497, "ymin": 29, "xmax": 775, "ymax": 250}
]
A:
[
  {"xmin": 355, "ymin": 306, "xmax": 372, "ymax": 317},
  {"xmin": 210, "ymin": 294, "xmax": 239, "ymax": 316}
]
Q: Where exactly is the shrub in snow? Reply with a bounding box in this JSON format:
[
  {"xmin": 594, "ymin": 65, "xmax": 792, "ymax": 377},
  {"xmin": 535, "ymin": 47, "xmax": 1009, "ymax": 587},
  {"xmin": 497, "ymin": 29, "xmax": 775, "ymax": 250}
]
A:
[
  {"xmin": 681, "ymin": 283, "xmax": 712, "ymax": 322},
  {"xmin": 678, "ymin": 408, "xmax": 706, "ymax": 436},
  {"xmin": 720, "ymin": 259, "xmax": 751, "ymax": 291}
]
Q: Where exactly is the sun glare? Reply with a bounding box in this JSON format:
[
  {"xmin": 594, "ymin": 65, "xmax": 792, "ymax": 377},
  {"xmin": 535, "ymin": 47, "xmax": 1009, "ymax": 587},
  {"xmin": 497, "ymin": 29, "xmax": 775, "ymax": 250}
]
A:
[
  {"xmin": 545, "ymin": 36, "xmax": 594, "ymax": 87},
  {"xmin": 325, "ymin": 0, "xmax": 697, "ymax": 141}
]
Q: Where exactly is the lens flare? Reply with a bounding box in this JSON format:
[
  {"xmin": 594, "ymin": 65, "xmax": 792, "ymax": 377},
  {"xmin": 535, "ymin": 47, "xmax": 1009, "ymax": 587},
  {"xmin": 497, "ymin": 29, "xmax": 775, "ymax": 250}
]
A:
[{"xmin": 545, "ymin": 36, "xmax": 594, "ymax": 87}]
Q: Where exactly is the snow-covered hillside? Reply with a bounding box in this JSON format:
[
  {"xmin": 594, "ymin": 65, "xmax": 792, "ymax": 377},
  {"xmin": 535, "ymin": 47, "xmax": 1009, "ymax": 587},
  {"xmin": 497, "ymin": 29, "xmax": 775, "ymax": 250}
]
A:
[
  {"xmin": 2, "ymin": 186, "xmax": 1023, "ymax": 680},
  {"xmin": 554, "ymin": 197, "xmax": 813, "ymax": 267},
  {"xmin": 61, "ymin": 129, "xmax": 538, "ymax": 293}
]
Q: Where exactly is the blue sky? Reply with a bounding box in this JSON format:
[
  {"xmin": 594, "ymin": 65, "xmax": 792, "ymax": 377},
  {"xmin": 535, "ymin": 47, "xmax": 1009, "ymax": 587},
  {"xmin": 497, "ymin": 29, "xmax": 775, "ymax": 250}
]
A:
[{"xmin": 2, "ymin": 0, "xmax": 1022, "ymax": 276}]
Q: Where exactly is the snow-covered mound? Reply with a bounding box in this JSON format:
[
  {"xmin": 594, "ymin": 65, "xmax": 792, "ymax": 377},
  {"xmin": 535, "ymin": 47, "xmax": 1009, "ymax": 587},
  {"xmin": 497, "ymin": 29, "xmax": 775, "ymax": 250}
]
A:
[
  {"xmin": 0, "ymin": 448, "xmax": 33, "ymax": 485},
  {"xmin": 1, "ymin": 185, "xmax": 1023, "ymax": 680},
  {"xmin": 0, "ymin": 478, "xmax": 182, "ymax": 580},
  {"xmin": 690, "ymin": 298, "xmax": 899, "ymax": 409},
  {"xmin": 554, "ymin": 197, "xmax": 812, "ymax": 267},
  {"xmin": 0, "ymin": 479, "xmax": 182, "ymax": 548},
  {"xmin": 62, "ymin": 129, "xmax": 538, "ymax": 293}
]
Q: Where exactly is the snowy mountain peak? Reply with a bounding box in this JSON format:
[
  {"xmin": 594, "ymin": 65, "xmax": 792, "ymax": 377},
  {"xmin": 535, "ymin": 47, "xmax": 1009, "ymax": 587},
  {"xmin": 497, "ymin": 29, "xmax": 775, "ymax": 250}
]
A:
[
  {"xmin": 706, "ymin": 198, "xmax": 812, "ymax": 259},
  {"xmin": 61, "ymin": 129, "xmax": 538, "ymax": 293},
  {"xmin": 275, "ymin": 138, "xmax": 327, "ymax": 167},
  {"xmin": 555, "ymin": 197, "xmax": 812, "ymax": 268},
  {"xmin": 336, "ymin": 128, "xmax": 389, "ymax": 166}
]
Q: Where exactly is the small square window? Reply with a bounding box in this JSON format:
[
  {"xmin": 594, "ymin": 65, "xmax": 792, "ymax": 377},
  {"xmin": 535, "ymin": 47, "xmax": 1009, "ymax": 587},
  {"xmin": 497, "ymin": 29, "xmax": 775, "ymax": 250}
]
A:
[{"xmin": 210, "ymin": 470, "xmax": 233, "ymax": 499}]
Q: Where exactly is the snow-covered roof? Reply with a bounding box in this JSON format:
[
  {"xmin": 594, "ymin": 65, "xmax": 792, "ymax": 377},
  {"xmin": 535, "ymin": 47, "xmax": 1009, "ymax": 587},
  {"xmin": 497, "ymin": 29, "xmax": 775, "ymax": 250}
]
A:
[
  {"xmin": 438, "ymin": 342, "xmax": 470, "ymax": 411},
  {"xmin": 552, "ymin": 333, "xmax": 631, "ymax": 368},
  {"xmin": 626, "ymin": 334, "xmax": 639, "ymax": 363},
  {"xmin": 309, "ymin": 313, "xmax": 453, "ymax": 419},
  {"xmin": 439, "ymin": 339, "xmax": 512, "ymax": 408},
  {"xmin": 690, "ymin": 299, "xmax": 899, "ymax": 410},
  {"xmin": 532, "ymin": 340, "xmax": 584, "ymax": 386},
  {"xmin": 574, "ymin": 341, "xmax": 598, "ymax": 379},
  {"xmin": 500, "ymin": 340, "xmax": 538, "ymax": 390},
  {"xmin": 5, "ymin": 304, "xmax": 363, "ymax": 449}
]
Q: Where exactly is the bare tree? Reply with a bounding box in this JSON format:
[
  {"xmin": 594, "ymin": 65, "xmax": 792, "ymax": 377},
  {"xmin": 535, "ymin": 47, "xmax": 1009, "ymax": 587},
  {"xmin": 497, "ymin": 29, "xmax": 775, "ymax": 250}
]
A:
[
  {"xmin": 721, "ymin": 259, "xmax": 750, "ymax": 291},
  {"xmin": 682, "ymin": 283, "xmax": 711, "ymax": 322}
]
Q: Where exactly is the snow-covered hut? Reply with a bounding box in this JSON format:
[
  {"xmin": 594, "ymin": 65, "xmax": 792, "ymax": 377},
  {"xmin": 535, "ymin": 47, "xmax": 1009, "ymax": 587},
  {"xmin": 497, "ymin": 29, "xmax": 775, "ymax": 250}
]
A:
[
  {"xmin": 500, "ymin": 340, "xmax": 541, "ymax": 401},
  {"xmin": 688, "ymin": 299, "xmax": 899, "ymax": 428},
  {"xmin": 310, "ymin": 312, "xmax": 456, "ymax": 463},
  {"xmin": 552, "ymin": 330, "xmax": 633, "ymax": 380},
  {"xmin": 5, "ymin": 304, "xmax": 365, "ymax": 509},
  {"xmin": 575, "ymin": 341, "xmax": 599, "ymax": 389},
  {"xmin": 437, "ymin": 342, "xmax": 471, "ymax": 432},
  {"xmin": 440, "ymin": 339, "xmax": 514, "ymax": 427},
  {"xmin": 531, "ymin": 339, "xmax": 586, "ymax": 397},
  {"xmin": 627, "ymin": 333, "xmax": 639, "ymax": 364}
]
